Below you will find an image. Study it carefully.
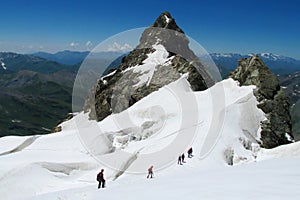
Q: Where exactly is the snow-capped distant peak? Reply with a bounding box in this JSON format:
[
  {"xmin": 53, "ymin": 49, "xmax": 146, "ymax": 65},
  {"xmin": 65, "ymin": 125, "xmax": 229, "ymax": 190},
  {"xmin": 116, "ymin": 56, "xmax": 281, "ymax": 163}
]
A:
[
  {"xmin": 213, "ymin": 53, "xmax": 233, "ymax": 58},
  {"xmin": 209, "ymin": 52, "xmax": 298, "ymax": 62},
  {"xmin": 0, "ymin": 59, "xmax": 7, "ymax": 70},
  {"xmin": 259, "ymin": 52, "xmax": 280, "ymax": 60},
  {"xmin": 209, "ymin": 53, "xmax": 242, "ymax": 58}
]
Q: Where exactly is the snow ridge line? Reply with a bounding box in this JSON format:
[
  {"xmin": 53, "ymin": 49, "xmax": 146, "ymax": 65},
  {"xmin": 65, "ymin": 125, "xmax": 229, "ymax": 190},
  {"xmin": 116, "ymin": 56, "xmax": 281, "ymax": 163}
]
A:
[
  {"xmin": 0, "ymin": 136, "xmax": 40, "ymax": 156},
  {"xmin": 113, "ymin": 148, "xmax": 143, "ymax": 181}
]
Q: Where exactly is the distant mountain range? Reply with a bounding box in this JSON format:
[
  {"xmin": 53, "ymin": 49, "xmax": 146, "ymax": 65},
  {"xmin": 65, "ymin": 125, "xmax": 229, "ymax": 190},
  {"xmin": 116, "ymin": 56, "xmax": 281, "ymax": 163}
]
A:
[
  {"xmin": 0, "ymin": 52, "xmax": 79, "ymax": 137},
  {"xmin": 32, "ymin": 50, "xmax": 90, "ymax": 65},
  {"xmin": 211, "ymin": 52, "xmax": 299, "ymax": 62},
  {"xmin": 0, "ymin": 52, "xmax": 78, "ymax": 73},
  {"xmin": 32, "ymin": 50, "xmax": 123, "ymax": 65},
  {"xmin": 210, "ymin": 53, "xmax": 300, "ymax": 77},
  {"xmin": 0, "ymin": 70, "xmax": 76, "ymax": 137},
  {"xmin": 0, "ymin": 51, "xmax": 124, "ymax": 137},
  {"xmin": 30, "ymin": 50, "xmax": 300, "ymax": 76}
]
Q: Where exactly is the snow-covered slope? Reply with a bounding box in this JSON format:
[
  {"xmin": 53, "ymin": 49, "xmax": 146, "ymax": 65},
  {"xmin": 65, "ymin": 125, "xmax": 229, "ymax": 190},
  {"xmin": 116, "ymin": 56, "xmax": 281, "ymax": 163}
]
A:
[
  {"xmin": 123, "ymin": 44, "xmax": 173, "ymax": 87},
  {"xmin": 0, "ymin": 78, "xmax": 299, "ymax": 200},
  {"xmin": 26, "ymin": 156, "xmax": 300, "ymax": 200},
  {"xmin": 78, "ymin": 77, "xmax": 264, "ymax": 173}
]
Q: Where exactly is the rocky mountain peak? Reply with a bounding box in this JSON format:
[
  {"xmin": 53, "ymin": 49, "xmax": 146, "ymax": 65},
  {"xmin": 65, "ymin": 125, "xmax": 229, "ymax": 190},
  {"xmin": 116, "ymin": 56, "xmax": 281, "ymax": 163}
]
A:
[
  {"xmin": 85, "ymin": 12, "xmax": 215, "ymax": 121},
  {"xmin": 152, "ymin": 11, "xmax": 184, "ymax": 33},
  {"xmin": 137, "ymin": 12, "xmax": 215, "ymax": 86},
  {"xmin": 138, "ymin": 12, "xmax": 189, "ymax": 57},
  {"xmin": 233, "ymin": 55, "xmax": 280, "ymax": 99},
  {"xmin": 229, "ymin": 55, "xmax": 293, "ymax": 148}
]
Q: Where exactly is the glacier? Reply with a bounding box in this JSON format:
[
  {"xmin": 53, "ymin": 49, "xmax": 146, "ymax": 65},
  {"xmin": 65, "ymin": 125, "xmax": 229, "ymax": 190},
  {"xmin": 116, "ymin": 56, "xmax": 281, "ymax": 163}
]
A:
[{"xmin": 0, "ymin": 77, "xmax": 299, "ymax": 200}]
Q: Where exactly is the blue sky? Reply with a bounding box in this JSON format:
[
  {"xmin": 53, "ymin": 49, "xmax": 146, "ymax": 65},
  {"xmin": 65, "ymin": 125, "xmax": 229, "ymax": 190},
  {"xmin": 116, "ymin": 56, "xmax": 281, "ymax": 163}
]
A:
[{"xmin": 0, "ymin": 0, "xmax": 299, "ymax": 59}]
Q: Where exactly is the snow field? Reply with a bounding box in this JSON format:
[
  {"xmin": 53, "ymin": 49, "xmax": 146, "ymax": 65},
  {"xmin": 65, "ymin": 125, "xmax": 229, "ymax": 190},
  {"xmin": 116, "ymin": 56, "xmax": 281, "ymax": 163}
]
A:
[{"xmin": 0, "ymin": 77, "xmax": 299, "ymax": 200}]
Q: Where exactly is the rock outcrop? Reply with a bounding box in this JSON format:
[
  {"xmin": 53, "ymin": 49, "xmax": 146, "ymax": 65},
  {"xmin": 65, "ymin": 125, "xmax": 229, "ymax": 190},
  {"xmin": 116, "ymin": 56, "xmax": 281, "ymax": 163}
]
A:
[
  {"xmin": 85, "ymin": 12, "xmax": 215, "ymax": 121},
  {"xmin": 229, "ymin": 55, "xmax": 293, "ymax": 148}
]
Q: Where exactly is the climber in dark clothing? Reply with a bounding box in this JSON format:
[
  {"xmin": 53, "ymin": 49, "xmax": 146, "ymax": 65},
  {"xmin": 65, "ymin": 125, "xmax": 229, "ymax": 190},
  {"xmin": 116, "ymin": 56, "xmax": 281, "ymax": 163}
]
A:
[
  {"xmin": 147, "ymin": 165, "xmax": 154, "ymax": 178},
  {"xmin": 188, "ymin": 147, "xmax": 193, "ymax": 158},
  {"xmin": 178, "ymin": 155, "xmax": 182, "ymax": 165},
  {"xmin": 97, "ymin": 169, "xmax": 106, "ymax": 189},
  {"xmin": 181, "ymin": 153, "xmax": 186, "ymax": 163}
]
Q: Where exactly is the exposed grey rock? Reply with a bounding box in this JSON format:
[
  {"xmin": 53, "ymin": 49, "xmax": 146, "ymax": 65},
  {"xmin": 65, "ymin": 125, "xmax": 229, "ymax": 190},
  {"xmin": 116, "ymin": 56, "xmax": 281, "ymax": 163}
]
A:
[
  {"xmin": 52, "ymin": 126, "xmax": 62, "ymax": 133},
  {"xmin": 224, "ymin": 147, "xmax": 234, "ymax": 166},
  {"xmin": 229, "ymin": 55, "xmax": 293, "ymax": 148},
  {"xmin": 279, "ymin": 71, "xmax": 300, "ymax": 140},
  {"xmin": 52, "ymin": 113, "xmax": 74, "ymax": 133},
  {"xmin": 85, "ymin": 12, "xmax": 215, "ymax": 121}
]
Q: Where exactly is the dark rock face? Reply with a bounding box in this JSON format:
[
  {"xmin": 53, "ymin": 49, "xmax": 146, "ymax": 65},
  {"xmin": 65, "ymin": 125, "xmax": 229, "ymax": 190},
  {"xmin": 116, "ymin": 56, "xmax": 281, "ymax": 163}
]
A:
[
  {"xmin": 279, "ymin": 71, "xmax": 300, "ymax": 140},
  {"xmin": 152, "ymin": 11, "xmax": 184, "ymax": 33},
  {"xmin": 229, "ymin": 56, "xmax": 293, "ymax": 148},
  {"xmin": 85, "ymin": 12, "xmax": 215, "ymax": 121}
]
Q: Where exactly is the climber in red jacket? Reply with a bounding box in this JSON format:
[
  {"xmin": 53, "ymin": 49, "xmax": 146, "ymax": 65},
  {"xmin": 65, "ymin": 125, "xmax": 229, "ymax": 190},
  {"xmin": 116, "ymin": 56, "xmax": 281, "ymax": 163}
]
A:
[{"xmin": 147, "ymin": 165, "xmax": 154, "ymax": 179}]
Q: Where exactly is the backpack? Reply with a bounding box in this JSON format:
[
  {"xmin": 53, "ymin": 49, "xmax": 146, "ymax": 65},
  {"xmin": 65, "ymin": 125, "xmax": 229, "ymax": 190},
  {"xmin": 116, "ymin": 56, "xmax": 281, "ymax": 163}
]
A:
[{"xmin": 97, "ymin": 173, "xmax": 102, "ymax": 181}]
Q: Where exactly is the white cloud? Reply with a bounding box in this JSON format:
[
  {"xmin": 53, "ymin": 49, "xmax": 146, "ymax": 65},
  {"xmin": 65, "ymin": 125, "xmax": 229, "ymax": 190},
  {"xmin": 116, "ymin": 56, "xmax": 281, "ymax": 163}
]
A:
[
  {"xmin": 70, "ymin": 42, "xmax": 79, "ymax": 47},
  {"xmin": 107, "ymin": 42, "xmax": 133, "ymax": 52}
]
